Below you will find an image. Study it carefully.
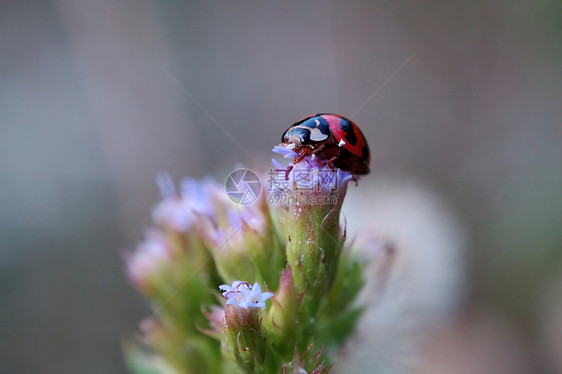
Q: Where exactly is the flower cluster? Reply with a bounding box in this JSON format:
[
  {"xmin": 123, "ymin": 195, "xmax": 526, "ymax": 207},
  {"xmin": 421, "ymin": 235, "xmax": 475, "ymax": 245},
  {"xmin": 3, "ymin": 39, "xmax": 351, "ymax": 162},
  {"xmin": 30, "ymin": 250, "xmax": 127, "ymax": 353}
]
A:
[
  {"xmin": 220, "ymin": 281, "xmax": 273, "ymax": 309},
  {"xmin": 123, "ymin": 145, "xmax": 371, "ymax": 374}
]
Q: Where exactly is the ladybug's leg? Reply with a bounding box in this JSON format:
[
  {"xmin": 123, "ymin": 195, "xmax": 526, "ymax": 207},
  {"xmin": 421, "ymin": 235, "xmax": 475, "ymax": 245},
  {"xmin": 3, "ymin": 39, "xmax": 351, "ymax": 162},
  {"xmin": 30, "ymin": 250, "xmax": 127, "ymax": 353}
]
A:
[
  {"xmin": 284, "ymin": 163, "xmax": 294, "ymax": 180},
  {"xmin": 312, "ymin": 141, "xmax": 327, "ymax": 153},
  {"xmin": 285, "ymin": 147, "xmax": 312, "ymax": 179},
  {"xmin": 294, "ymin": 153, "xmax": 307, "ymax": 164},
  {"xmin": 285, "ymin": 152, "xmax": 306, "ymax": 179},
  {"xmin": 324, "ymin": 152, "xmax": 359, "ymax": 186},
  {"xmin": 324, "ymin": 155, "xmax": 340, "ymax": 171}
]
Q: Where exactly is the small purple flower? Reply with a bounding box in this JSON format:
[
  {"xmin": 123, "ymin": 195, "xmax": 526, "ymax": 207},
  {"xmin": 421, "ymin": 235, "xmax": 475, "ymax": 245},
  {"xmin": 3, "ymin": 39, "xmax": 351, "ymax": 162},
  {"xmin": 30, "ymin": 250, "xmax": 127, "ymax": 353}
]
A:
[
  {"xmin": 269, "ymin": 157, "xmax": 353, "ymax": 196},
  {"xmin": 152, "ymin": 173, "xmax": 216, "ymax": 232},
  {"xmin": 242, "ymin": 283, "xmax": 274, "ymax": 309},
  {"xmin": 201, "ymin": 203, "xmax": 267, "ymax": 250},
  {"xmin": 180, "ymin": 178, "xmax": 215, "ymax": 216},
  {"xmin": 271, "ymin": 146, "xmax": 353, "ymax": 194},
  {"xmin": 220, "ymin": 281, "xmax": 251, "ymax": 306},
  {"xmin": 292, "ymin": 160, "xmax": 353, "ymax": 190},
  {"xmin": 227, "ymin": 209, "xmax": 243, "ymax": 231},
  {"xmin": 273, "ymin": 145, "xmax": 299, "ymax": 159},
  {"xmin": 219, "ymin": 280, "xmax": 251, "ymax": 296},
  {"xmin": 219, "ymin": 281, "xmax": 273, "ymax": 309}
]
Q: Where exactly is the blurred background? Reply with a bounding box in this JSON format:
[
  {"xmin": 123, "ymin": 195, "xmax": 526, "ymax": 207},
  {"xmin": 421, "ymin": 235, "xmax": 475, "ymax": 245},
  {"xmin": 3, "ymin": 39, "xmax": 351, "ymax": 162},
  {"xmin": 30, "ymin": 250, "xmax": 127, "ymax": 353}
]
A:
[{"xmin": 1, "ymin": 1, "xmax": 561, "ymax": 373}]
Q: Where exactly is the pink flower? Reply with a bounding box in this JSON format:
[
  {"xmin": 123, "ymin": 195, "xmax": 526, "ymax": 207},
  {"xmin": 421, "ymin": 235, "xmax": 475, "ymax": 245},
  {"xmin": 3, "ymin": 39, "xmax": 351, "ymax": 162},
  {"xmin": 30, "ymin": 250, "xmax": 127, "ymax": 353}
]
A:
[{"xmin": 125, "ymin": 230, "xmax": 170, "ymax": 290}]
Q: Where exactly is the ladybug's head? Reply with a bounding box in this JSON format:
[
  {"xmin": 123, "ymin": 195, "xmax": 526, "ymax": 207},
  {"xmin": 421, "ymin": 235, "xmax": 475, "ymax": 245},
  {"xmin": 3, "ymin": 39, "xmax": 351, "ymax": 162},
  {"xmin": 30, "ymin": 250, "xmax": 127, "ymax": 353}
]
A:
[
  {"xmin": 282, "ymin": 126, "xmax": 312, "ymax": 146},
  {"xmin": 282, "ymin": 115, "xmax": 331, "ymax": 147}
]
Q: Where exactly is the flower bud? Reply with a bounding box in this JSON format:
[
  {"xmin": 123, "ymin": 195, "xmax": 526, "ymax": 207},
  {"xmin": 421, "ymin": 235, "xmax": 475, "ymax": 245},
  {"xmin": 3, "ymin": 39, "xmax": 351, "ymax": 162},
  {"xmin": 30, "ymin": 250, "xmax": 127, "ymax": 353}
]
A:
[
  {"xmin": 152, "ymin": 173, "xmax": 215, "ymax": 233},
  {"xmin": 124, "ymin": 230, "xmax": 171, "ymax": 297},
  {"xmin": 271, "ymin": 147, "xmax": 352, "ymax": 300},
  {"xmin": 265, "ymin": 267, "xmax": 301, "ymax": 356},
  {"xmin": 219, "ymin": 281, "xmax": 274, "ymax": 372},
  {"xmin": 199, "ymin": 195, "xmax": 285, "ymax": 289}
]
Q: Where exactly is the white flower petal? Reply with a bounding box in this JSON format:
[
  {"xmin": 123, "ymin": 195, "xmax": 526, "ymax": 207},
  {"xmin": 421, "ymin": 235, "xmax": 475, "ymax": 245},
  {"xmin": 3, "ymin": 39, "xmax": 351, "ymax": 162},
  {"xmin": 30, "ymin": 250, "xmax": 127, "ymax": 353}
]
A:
[{"xmin": 260, "ymin": 292, "xmax": 274, "ymax": 302}]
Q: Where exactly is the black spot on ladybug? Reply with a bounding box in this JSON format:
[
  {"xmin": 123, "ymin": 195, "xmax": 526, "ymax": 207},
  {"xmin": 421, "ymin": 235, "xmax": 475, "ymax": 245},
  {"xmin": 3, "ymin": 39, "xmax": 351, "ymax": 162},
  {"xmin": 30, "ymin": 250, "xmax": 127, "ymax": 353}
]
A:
[
  {"xmin": 362, "ymin": 146, "xmax": 369, "ymax": 161},
  {"xmin": 340, "ymin": 119, "xmax": 358, "ymax": 146}
]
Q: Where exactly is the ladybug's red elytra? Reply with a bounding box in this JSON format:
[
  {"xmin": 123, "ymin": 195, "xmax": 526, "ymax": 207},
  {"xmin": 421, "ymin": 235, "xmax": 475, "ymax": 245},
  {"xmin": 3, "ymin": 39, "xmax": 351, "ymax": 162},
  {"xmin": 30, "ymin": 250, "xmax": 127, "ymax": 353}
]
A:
[{"xmin": 281, "ymin": 113, "xmax": 370, "ymax": 175}]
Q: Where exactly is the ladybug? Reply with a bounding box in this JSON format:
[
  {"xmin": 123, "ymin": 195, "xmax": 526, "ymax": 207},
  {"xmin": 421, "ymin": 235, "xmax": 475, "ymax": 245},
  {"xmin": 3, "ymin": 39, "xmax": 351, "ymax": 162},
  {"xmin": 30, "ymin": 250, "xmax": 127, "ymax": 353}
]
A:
[{"xmin": 281, "ymin": 113, "xmax": 370, "ymax": 175}]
